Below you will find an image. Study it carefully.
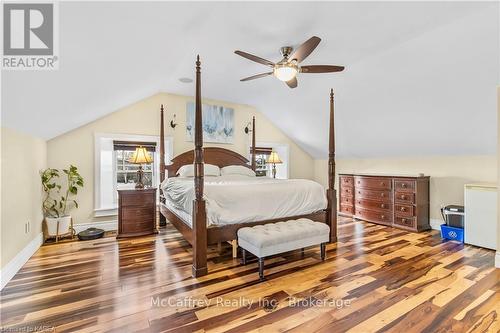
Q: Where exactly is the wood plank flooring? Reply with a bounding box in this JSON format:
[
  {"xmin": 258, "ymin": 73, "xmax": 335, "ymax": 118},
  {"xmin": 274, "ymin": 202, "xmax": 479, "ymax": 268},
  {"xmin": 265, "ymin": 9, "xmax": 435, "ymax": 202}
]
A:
[{"xmin": 1, "ymin": 217, "xmax": 498, "ymax": 332}]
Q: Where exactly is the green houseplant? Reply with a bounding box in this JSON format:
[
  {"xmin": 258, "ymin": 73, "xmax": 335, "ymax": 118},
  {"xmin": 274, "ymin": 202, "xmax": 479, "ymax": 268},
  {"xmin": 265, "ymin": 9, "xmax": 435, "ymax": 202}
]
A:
[{"xmin": 40, "ymin": 165, "xmax": 84, "ymax": 238}]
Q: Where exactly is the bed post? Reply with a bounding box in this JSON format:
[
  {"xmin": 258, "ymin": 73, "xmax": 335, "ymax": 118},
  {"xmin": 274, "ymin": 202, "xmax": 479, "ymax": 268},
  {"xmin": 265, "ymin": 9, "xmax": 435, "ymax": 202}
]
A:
[
  {"xmin": 327, "ymin": 89, "xmax": 338, "ymax": 242},
  {"xmin": 251, "ymin": 116, "xmax": 256, "ymax": 171},
  {"xmin": 192, "ymin": 55, "xmax": 208, "ymax": 277},
  {"xmin": 159, "ymin": 104, "xmax": 167, "ymax": 226},
  {"xmin": 159, "ymin": 104, "xmax": 165, "ymax": 182}
]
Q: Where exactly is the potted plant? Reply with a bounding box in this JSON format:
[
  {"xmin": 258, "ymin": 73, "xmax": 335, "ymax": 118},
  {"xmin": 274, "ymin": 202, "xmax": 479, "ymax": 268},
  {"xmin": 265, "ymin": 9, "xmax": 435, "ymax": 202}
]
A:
[{"xmin": 41, "ymin": 165, "xmax": 84, "ymax": 238}]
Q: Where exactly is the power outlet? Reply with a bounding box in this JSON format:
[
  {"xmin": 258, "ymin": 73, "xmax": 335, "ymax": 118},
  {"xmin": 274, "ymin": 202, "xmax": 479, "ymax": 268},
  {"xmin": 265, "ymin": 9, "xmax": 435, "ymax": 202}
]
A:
[{"xmin": 25, "ymin": 220, "xmax": 30, "ymax": 234}]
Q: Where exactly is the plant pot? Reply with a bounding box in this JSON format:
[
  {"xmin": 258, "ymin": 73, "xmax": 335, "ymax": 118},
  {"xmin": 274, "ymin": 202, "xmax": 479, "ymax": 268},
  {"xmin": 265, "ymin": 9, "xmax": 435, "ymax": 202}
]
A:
[{"xmin": 45, "ymin": 215, "xmax": 72, "ymax": 236}]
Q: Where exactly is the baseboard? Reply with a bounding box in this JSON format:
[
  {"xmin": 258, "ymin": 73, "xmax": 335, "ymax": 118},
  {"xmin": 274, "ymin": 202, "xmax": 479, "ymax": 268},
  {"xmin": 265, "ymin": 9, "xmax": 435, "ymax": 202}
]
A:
[
  {"xmin": 0, "ymin": 232, "xmax": 44, "ymax": 290},
  {"xmin": 429, "ymin": 218, "xmax": 443, "ymax": 231},
  {"xmin": 73, "ymin": 220, "xmax": 118, "ymax": 233},
  {"xmin": 496, "ymin": 252, "xmax": 500, "ymax": 268}
]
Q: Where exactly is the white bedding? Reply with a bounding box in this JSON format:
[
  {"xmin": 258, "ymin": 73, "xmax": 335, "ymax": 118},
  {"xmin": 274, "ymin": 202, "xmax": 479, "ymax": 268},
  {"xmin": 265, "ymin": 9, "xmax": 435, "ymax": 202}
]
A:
[{"xmin": 162, "ymin": 175, "xmax": 327, "ymax": 226}]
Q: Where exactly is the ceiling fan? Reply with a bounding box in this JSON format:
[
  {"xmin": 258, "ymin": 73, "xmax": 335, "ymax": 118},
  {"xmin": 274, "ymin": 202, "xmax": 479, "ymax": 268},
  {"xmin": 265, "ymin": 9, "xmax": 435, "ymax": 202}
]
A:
[{"xmin": 235, "ymin": 36, "xmax": 344, "ymax": 89}]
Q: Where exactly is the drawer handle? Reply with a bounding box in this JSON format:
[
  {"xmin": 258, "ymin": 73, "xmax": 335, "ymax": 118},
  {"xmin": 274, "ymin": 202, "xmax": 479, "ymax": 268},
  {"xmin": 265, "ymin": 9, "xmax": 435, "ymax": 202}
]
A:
[
  {"xmin": 402, "ymin": 183, "xmax": 407, "ymax": 188},
  {"xmin": 400, "ymin": 207, "xmax": 406, "ymax": 212},
  {"xmin": 380, "ymin": 182, "xmax": 385, "ymax": 186},
  {"xmin": 401, "ymin": 195, "xmax": 406, "ymax": 200},
  {"xmin": 357, "ymin": 201, "xmax": 361, "ymax": 204},
  {"xmin": 381, "ymin": 193, "xmax": 385, "ymax": 197},
  {"xmin": 380, "ymin": 203, "xmax": 385, "ymax": 208},
  {"xmin": 381, "ymin": 215, "xmax": 385, "ymax": 219},
  {"xmin": 358, "ymin": 191, "xmax": 361, "ymax": 194},
  {"xmin": 402, "ymin": 218, "xmax": 407, "ymax": 223}
]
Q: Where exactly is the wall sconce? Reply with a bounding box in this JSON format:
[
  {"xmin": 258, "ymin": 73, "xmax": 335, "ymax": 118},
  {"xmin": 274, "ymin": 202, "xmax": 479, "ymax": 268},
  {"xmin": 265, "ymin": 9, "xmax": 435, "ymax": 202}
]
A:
[
  {"xmin": 170, "ymin": 114, "xmax": 177, "ymax": 129},
  {"xmin": 244, "ymin": 121, "xmax": 252, "ymax": 134}
]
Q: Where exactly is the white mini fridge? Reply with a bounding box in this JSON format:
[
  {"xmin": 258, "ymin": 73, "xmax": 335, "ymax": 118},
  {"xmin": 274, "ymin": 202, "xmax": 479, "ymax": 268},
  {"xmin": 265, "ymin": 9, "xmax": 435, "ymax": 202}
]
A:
[{"xmin": 464, "ymin": 183, "xmax": 497, "ymax": 250}]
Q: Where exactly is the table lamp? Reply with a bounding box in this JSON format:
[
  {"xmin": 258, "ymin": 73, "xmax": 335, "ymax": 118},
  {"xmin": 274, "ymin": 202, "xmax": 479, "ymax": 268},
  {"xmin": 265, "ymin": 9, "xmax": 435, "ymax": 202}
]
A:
[
  {"xmin": 128, "ymin": 147, "xmax": 153, "ymax": 189},
  {"xmin": 266, "ymin": 151, "xmax": 282, "ymax": 179}
]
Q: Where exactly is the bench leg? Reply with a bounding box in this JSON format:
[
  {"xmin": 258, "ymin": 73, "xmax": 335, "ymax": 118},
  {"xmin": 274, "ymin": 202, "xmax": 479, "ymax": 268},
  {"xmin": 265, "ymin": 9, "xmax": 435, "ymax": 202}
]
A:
[
  {"xmin": 258, "ymin": 257, "xmax": 265, "ymax": 281},
  {"xmin": 320, "ymin": 243, "xmax": 326, "ymax": 261},
  {"xmin": 231, "ymin": 240, "xmax": 238, "ymax": 258},
  {"xmin": 241, "ymin": 248, "xmax": 247, "ymax": 265}
]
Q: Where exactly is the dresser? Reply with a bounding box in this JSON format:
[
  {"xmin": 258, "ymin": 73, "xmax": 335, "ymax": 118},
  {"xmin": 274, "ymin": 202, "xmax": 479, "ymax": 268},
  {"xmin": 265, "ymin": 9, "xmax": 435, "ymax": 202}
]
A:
[
  {"xmin": 339, "ymin": 174, "xmax": 430, "ymax": 232},
  {"xmin": 117, "ymin": 188, "xmax": 157, "ymax": 238}
]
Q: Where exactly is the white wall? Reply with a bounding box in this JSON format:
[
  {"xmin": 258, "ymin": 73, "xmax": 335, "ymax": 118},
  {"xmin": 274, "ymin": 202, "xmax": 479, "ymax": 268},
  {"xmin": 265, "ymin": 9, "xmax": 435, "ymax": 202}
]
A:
[
  {"xmin": 497, "ymin": 87, "xmax": 500, "ymax": 267},
  {"xmin": 1, "ymin": 127, "xmax": 46, "ymax": 270}
]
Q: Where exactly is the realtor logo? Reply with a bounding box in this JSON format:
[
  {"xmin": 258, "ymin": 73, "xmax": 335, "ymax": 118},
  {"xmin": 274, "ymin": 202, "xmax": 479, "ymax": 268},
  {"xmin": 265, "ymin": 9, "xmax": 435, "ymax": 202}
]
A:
[{"xmin": 2, "ymin": 2, "xmax": 59, "ymax": 70}]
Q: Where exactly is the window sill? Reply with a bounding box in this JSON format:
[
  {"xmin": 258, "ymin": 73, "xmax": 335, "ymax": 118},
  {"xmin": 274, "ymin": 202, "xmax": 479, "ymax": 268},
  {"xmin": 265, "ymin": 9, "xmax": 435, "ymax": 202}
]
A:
[{"xmin": 94, "ymin": 207, "xmax": 118, "ymax": 217}]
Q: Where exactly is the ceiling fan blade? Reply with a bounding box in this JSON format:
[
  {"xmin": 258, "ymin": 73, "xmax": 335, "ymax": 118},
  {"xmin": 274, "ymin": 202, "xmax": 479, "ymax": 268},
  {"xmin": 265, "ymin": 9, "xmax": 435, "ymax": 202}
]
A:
[
  {"xmin": 234, "ymin": 50, "xmax": 275, "ymax": 67},
  {"xmin": 289, "ymin": 36, "xmax": 321, "ymax": 63},
  {"xmin": 300, "ymin": 65, "xmax": 345, "ymax": 73},
  {"xmin": 240, "ymin": 72, "xmax": 273, "ymax": 82},
  {"xmin": 285, "ymin": 77, "xmax": 298, "ymax": 88}
]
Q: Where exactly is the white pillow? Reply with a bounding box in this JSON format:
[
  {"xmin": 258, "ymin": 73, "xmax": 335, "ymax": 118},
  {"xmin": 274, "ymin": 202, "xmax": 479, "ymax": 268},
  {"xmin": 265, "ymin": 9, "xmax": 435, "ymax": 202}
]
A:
[
  {"xmin": 177, "ymin": 164, "xmax": 220, "ymax": 177},
  {"xmin": 204, "ymin": 164, "xmax": 221, "ymax": 177},
  {"xmin": 221, "ymin": 165, "xmax": 256, "ymax": 177}
]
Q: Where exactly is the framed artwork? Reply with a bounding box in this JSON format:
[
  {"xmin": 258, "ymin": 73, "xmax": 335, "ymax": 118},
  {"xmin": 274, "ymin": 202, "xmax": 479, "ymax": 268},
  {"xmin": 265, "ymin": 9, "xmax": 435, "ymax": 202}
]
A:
[{"xmin": 186, "ymin": 102, "xmax": 234, "ymax": 143}]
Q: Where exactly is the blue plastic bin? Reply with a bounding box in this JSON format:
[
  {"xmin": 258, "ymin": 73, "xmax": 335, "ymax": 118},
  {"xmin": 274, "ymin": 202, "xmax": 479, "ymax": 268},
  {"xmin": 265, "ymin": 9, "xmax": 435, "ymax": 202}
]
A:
[{"xmin": 440, "ymin": 224, "xmax": 464, "ymax": 242}]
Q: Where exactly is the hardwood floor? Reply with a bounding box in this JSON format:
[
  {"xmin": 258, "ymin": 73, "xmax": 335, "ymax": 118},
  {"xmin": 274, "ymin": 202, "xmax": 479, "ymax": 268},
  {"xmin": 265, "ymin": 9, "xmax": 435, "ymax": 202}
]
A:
[{"xmin": 1, "ymin": 217, "xmax": 498, "ymax": 332}]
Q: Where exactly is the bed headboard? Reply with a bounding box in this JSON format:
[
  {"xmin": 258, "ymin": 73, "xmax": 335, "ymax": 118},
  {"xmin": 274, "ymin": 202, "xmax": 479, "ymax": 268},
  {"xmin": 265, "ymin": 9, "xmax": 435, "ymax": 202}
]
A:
[{"xmin": 165, "ymin": 147, "xmax": 251, "ymax": 177}]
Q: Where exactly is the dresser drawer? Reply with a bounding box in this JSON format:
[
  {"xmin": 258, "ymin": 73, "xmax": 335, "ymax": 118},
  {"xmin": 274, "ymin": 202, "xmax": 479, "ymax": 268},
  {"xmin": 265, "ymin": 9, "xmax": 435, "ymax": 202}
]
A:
[
  {"xmin": 394, "ymin": 216, "xmax": 416, "ymax": 229},
  {"xmin": 355, "ymin": 198, "xmax": 392, "ymax": 212},
  {"xmin": 354, "ymin": 176, "xmax": 392, "ymax": 190},
  {"xmin": 122, "ymin": 219, "xmax": 154, "ymax": 234},
  {"xmin": 355, "ymin": 188, "xmax": 392, "ymax": 202},
  {"xmin": 394, "ymin": 179, "xmax": 415, "ymax": 192},
  {"xmin": 341, "ymin": 186, "xmax": 354, "ymax": 197},
  {"xmin": 120, "ymin": 192, "xmax": 155, "ymax": 207},
  {"xmin": 395, "ymin": 204, "xmax": 413, "ymax": 217},
  {"xmin": 341, "ymin": 195, "xmax": 354, "ymax": 206},
  {"xmin": 395, "ymin": 192, "xmax": 415, "ymax": 204},
  {"xmin": 121, "ymin": 207, "xmax": 154, "ymax": 222},
  {"xmin": 355, "ymin": 208, "xmax": 393, "ymax": 225},
  {"xmin": 340, "ymin": 176, "xmax": 354, "ymax": 187},
  {"xmin": 340, "ymin": 204, "xmax": 354, "ymax": 216}
]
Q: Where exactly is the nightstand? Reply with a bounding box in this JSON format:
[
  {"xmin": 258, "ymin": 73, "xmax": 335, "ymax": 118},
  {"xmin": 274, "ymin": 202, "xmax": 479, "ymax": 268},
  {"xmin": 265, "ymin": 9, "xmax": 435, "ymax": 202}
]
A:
[{"xmin": 117, "ymin": 188, "xmax": 157, "ymax": 238}]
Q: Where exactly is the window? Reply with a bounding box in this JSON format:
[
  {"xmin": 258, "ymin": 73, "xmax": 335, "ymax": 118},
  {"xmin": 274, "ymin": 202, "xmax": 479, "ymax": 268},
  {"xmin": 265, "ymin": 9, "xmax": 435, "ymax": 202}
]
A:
[
  {"xmin": 250, "ymin": 143, "xmax": 290, "ymax": 179},
  {"xmin": 94, "ymin": 133, "xmax": 173, "ymax": 217},
  {"xmin": 253, "ymin": 147, "xmax": 273, "ymax": 177},
  {"xmin": 113, "ymin": 141, "xmax": 156, "ymax": 190}
]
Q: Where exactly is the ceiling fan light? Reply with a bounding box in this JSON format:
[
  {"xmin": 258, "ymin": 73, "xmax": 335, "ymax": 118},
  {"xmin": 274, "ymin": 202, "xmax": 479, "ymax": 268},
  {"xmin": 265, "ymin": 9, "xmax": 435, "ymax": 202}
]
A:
[{"xmin": 274, "ymin": 64, "xmax": 298, "ymax": 82}]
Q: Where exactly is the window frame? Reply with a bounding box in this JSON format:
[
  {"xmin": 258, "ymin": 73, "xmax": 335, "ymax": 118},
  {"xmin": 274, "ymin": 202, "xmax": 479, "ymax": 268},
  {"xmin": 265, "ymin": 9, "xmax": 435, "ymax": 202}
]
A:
[
  {"xmin": 113, "ymin": 147, "xmax": 155, "ymax": 195},
  {"xmin": 94, "ymin": 133, "xmax": 173, "ymax": 217},
  {"xmin": 250, "ymin": 141, "xmax": 290, "ymax": 179}
]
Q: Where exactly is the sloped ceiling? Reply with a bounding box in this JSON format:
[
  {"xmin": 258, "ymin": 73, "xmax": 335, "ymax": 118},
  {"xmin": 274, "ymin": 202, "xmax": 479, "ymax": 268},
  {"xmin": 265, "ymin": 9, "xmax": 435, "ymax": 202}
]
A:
[{"xmin": 2, "ymin": 1, "xmax": 498, "ymax": 158}]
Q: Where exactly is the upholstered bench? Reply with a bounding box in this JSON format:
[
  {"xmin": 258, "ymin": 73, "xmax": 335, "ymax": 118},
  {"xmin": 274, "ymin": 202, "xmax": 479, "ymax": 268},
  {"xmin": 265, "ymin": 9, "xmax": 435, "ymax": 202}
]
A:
[{"xmin": 237, "ymin": 218, "xmax": 330, "ymax": 280}]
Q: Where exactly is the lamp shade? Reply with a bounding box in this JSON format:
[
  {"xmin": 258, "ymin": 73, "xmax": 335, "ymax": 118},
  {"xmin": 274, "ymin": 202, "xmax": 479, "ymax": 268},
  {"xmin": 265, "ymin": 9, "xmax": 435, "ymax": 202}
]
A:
[
  {"xmin": 128, "ymin": 147, "xmax": 153, "ymax": 164},
  {"xmin": 266, "ymin": 151, "xmax": 282, "ymax": 164}
]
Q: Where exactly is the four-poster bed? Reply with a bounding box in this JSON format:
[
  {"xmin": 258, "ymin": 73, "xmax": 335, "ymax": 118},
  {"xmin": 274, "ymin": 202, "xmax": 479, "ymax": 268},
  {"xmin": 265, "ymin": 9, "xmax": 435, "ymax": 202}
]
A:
[{"xmin": 158, "ymin": 56, "xmax": 337, "ymax": 277}]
